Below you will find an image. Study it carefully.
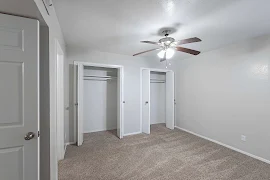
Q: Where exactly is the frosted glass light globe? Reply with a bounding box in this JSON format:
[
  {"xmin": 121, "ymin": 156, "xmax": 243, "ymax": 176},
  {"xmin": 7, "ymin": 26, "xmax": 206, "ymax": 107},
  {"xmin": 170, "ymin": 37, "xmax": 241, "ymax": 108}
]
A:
[
  {"xmin": 157, "ymin": 49, "xmax": 175, "ymax": 59},
  {"xmin": 157, "ymin": 50, "xmax": 165, "ymax": 58},
  {"xmin": 166, "ymin": 48, "xmax": 175, "ymax": 59}
]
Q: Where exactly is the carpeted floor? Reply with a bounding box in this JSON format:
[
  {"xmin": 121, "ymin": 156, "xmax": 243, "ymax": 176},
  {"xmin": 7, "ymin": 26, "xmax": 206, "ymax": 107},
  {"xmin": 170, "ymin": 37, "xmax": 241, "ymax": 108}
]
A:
[{"xmin": 59, "ymin": 124, "xmax": 270, "ymax": 180}]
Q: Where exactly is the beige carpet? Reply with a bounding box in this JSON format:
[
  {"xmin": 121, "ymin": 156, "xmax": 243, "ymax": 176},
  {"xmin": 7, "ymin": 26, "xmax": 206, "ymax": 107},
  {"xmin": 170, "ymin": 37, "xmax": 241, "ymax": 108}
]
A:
[{"xmin": 59, "ymin": 124, "xmax": 270, "ymax": 180}]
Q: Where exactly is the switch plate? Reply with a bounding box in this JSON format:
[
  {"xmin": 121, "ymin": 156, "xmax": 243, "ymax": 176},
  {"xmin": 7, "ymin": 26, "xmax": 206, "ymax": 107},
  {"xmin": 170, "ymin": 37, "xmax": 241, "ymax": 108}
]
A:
[{"xmin": 241, "ymin": 135, "xmax": 246, "ymax": 142}]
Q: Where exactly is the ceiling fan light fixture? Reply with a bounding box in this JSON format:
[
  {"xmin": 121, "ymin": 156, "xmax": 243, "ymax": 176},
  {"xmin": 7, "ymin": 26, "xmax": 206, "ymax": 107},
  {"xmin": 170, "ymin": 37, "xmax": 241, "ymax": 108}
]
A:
[
  {"xmin": 157, "ymin": 50, "xmax": 165, "ymax": 58},
  {"xmin": 157, "ymin": 48, "xmax": 175, "ymax": 59},
  {"xmin": 166, "ymin": 48, "xmax": 175, "ymax": 59},
  {"xmin": 133, "ymin": 33, "xmax": 201, "ymax": 63}
]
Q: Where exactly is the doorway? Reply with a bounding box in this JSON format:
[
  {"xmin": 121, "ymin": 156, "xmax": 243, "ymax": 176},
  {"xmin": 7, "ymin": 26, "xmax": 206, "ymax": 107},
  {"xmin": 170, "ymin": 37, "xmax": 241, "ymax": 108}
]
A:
[
  {"xmin": 75, "ymin": 62, "xmax": 124, "ymax": 146},
  {"xmin": 141, "ymin": 68, "xmax": 175, "ymax": 134}
]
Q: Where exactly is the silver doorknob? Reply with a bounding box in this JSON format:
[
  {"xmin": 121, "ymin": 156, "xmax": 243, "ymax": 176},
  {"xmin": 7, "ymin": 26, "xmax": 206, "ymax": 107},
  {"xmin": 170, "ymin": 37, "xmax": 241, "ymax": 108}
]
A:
[{"xmin": 24, "ymin": 132, "xmax": 35, "ymax": 140}]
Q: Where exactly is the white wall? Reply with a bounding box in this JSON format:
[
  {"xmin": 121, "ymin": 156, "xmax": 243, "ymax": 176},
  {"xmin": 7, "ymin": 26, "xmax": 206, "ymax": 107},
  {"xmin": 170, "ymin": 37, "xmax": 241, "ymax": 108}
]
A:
[
  {"xmin": 67, "ymin": 47, "xmax": 173, "ymax": 142},
  {"xmin": 150, "ymin": 72, "xmax": 166, "ymax": 124},
  {"xmin": 175, "ymin": 34, "xmax": 270, "ymax": 161},
  {"xmin": 83, "ymin": 68, "xmax": 117, "ymax": 133}
]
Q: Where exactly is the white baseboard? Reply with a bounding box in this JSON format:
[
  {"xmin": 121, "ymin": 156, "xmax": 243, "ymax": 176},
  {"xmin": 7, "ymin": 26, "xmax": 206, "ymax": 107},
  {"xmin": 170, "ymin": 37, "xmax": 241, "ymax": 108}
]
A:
[
  {"xmin": 84, "ymin": 128, "xmax": 116, "ymax": 134},
  {"xmin": 175, "ymin": 126, "xmax": 270, "ymax": 165},
  {"xmin": 65, "ymin": 142, "xmax": 76, "ymax": 148},
  {"xmin": 124, "ymin": 131, "xmax": 141, "ymax": 136},
  {"xmin": 65, "ymin": 142, "xmax": 76, "ymax": 146},
  {"xmin": 63, "ymin": 142, "xmax": 76, "ymax": 158}
]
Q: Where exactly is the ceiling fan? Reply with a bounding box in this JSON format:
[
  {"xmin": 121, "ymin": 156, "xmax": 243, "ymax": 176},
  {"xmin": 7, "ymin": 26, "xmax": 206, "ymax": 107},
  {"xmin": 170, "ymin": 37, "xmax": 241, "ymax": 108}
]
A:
[{"xmin": 133, "ymin": 30, "xmax": 202, "ymax": 63}]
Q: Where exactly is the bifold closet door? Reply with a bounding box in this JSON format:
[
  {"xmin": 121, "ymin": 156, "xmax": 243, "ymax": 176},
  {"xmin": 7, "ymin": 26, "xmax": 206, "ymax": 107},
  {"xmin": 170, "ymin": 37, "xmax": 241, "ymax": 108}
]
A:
[
  {"xmin": 166, "ymin": 71, "xmax": 175, "ymax": 129},
  {"xmin": 117, "ymin": 67, "xmax": 123, "ymax": 139},
  {"xmin": 142, "ymin": 69, "xmax": 150, "ymax": 134},
  {"xmin": 77, "ymin": 64, "xmax": 84, "ymax": 146}
]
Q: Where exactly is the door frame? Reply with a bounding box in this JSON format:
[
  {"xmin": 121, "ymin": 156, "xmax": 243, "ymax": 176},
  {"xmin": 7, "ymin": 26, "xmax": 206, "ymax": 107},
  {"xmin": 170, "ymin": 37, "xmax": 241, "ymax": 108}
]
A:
[
  {"xmin": 55, "ymin": 39, "xmax": 65, "ymax": 160},
  {"xmin": 74, "ymin": 61, "xmax": 124, "ymax": 145},
  {"xmin": 140, "ymin": 68, "xmax": 175, "ymax": 133}
]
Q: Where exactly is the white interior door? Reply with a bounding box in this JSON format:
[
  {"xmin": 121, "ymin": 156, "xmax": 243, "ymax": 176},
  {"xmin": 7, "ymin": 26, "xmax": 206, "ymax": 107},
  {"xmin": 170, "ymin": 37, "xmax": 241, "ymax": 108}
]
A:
[
  {"xmin": 0, "ymin": 14, "xmax": 39, "ymax": 180},
  {"xmin": 117, "ymin": 67, "xmax": 123, "ymax": 138},
  {"xmin": 166, "ymin": 71, "xmax": 175, "ymax": 129},
  {"xmin": 56, "ymin": 40, "xmax": 65, "ymax": 160},
  {"xmin": 142, "ymin": 69, "xmax": 150, "ymax": 134},
  {"xmin": 77, "ymin": 64, "xmax": 84, "ymax": 146}
]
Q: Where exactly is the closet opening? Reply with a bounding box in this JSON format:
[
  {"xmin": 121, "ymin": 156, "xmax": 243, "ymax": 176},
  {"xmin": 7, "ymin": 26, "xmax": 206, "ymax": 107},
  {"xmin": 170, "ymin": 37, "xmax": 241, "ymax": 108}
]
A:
[
  {"xmin": 150, "ymin": 72, "xmax": 166, "ymax": 126},
  {"xmin": 75, "ymin": 62, "xmax": 124, "ymax": 146},
  {"xmin": 141, "ymin": 68, "xmax": 175, "ymax": 134}
]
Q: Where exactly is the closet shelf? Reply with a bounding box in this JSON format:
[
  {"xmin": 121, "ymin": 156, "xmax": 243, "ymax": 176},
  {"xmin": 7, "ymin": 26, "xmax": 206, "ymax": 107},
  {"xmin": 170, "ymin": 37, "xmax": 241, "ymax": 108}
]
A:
[
  {"xmin": 84, "ymin": 75, "xmax": 117, "ymax": 81},
  {"xmin": 150, "ymin": 79, "xmax": 166, "ymax": 83}
]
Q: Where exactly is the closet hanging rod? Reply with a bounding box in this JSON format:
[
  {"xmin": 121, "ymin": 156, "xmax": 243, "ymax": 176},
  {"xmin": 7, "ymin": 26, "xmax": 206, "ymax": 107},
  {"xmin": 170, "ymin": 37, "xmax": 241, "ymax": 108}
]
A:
[
  {"xmin": 84, "ymin": 75, "xmax": 117, "ymax": 78},
  {"xmin": 83, "ymin": 78, "xmax": 115, "ymax": 81},
  {"xmin": 150, "ymin": 81, "xmax": 165, "ymax": 83},
  {"xmin": 150, "ymin": 79, "xmax": 166, "ymax": 81}
]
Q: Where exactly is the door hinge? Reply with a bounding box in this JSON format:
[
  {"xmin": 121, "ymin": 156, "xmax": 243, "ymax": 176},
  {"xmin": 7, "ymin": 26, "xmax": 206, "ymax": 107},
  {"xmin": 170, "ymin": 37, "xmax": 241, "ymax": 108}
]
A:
[
  {"xmin": 38, "ymin": 131, "xmax": 40, "ymax": 137},
  {"xmin": 75, "ymin": 103, "xmax": 78, "ymax": 106}
]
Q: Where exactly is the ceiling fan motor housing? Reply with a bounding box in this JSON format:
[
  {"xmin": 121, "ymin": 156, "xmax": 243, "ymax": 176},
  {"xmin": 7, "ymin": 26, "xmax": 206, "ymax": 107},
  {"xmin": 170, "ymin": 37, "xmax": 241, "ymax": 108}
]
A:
[{"xmin": 159, "ymin": 37, "xmax": 176, "ymax": 48}]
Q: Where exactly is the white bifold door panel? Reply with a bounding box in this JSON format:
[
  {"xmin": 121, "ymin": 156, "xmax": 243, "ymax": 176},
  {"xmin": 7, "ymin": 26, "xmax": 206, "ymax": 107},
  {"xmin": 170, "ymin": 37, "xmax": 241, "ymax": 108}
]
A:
[
  {"xmin": 77, "ymin": 64, "xmax": 84, "ymax": 146},
  {"xmin": 56, "ymin": 41, "xmax": 65, "ymax": 160},
  {"xmin": 0, "ymin": 14, "xmax": 39, "ymax": 180},
  {"xmin": 142, "ymin": 69, "xmax": 150, "ymax": 134},
  {"xmin": 117, "ymin": 67, "xmax": 124, "ymax": 139},
  {"xmin": 166, "ymin": 71, "xmax": 175, "ymax": 129}
]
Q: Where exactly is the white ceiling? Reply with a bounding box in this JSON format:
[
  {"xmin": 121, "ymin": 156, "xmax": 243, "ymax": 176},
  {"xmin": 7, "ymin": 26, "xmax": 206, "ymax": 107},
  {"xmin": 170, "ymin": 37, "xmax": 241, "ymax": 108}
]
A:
[{"xmin": 54, "ymin": 0, "xmax": 270, "ymax": 59}]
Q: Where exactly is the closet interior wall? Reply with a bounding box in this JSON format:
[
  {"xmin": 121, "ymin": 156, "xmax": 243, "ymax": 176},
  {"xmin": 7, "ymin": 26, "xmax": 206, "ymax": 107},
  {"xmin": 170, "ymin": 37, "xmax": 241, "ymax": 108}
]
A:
[
  {"xmin": 150, "ymin": 72, "xmax": 166, "ymax": 125},
  {"xmin": 83, "ymin": 66, "xmax": 118, "ymax": 133}
]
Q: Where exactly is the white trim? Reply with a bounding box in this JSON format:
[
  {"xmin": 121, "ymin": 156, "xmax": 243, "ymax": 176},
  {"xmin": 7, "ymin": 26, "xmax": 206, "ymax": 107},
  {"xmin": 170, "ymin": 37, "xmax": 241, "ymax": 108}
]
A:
[
  {"xmin": 140, "ymin": 68, "xmax": 143, "ymax": 133},
  {"xmin": 124, "ymin": 131, "xmax": 142, "ymax": 136},
  {"xmin": 141, "ymin": 67, "xmax": 173, "ymax": 73},
  {"xmin": 77, "ymin": 64, "xmax": 84, "ymax": 146},
  {"xmin": 73, "ymin": 63, "xmax": 77, "ymax": 145},
  {"xmin": 74, "ymin": 61, "xmax": 124, "ymax": 144},
  {"xmin": 118, "ymin": 66, "xmax": 124, "ymax": 139},
  {"xmin": 55, "ymin": 39, "xmax": 65, "ymax": 161},
  {"xmin": 74, "ymin": 61, "xmax": 123, "ymax": 69},
  {"xmin": 84, "ymin": 129, "xmax": 116, "ymax": 133},
  {"xmin": 64, "ymin": 142, "xmax": 76, "ymax": 155},
  {"xmin": 65, "ymin": 142, "xmax": 76, "ymax": 146},
  {"xmin": 37, "ymin": 22, "xmax": 40, "ymax": 180},
  {"xmin": 175, "ymin": 126, "xmax": 270, "ymax": 165}
]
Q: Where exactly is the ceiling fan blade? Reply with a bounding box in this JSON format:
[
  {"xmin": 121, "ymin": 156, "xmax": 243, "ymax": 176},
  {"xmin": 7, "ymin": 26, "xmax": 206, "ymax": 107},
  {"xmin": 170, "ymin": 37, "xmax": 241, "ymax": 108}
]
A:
[
  {"xmin": 176, "ymin": 47, "xmax": 201, "ymax": 55},
  {"xmin": 133, "ymin": 48, "xmax": 161, "ymax": 56},
  {"xmin": 140, "ymin": 41, "xmax": 160, "ymax": 45},
  {"xmin": 177, "ymin": 37, "xmax": 201, "ymax": 45}
]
